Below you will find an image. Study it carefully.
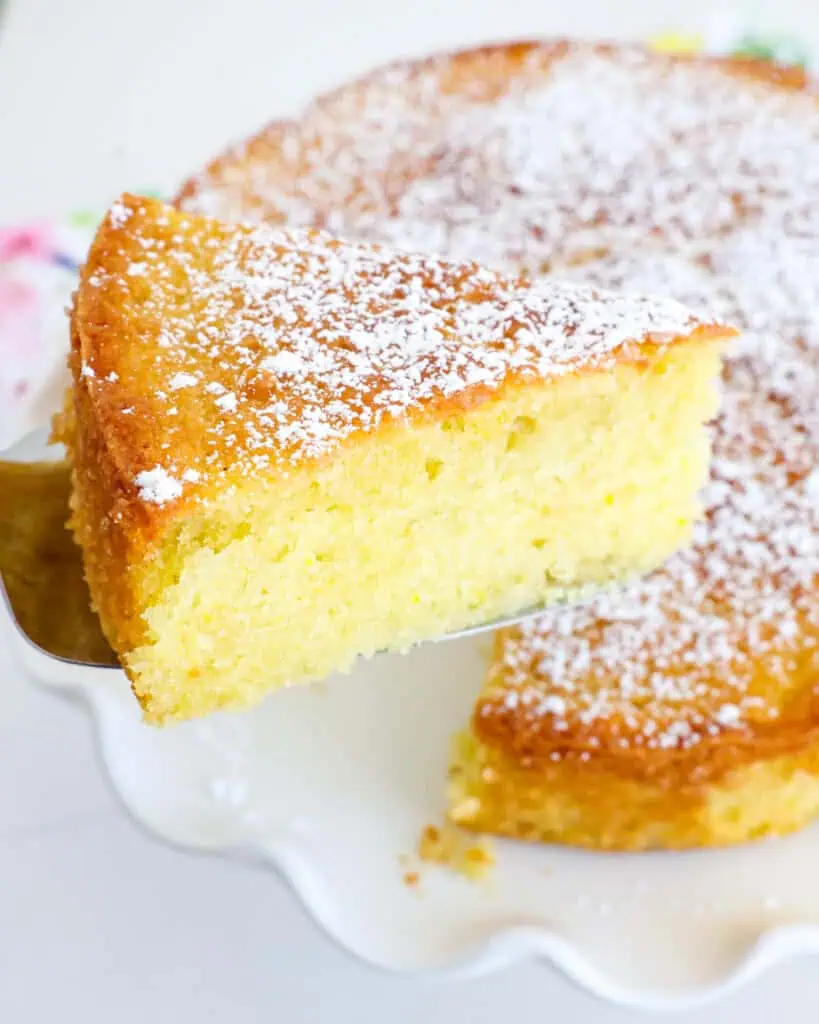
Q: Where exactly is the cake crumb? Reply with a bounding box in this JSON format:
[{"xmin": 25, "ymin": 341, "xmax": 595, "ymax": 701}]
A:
[
  {"xmin": 403, "ymin": 870, "xmax": 420, "ymax": 888},
  {"xmin": 461, "ymin": 843, "xmax": 495, "ymax": 880},
  {"xmin": 417, "ymin": 821, "xmax": 495, "ymax": 881}
]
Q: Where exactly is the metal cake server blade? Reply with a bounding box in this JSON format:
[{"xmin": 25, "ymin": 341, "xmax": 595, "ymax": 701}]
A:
[{"xmin": 0, "ymin": 455, "xmax": 119, "ymax": 674}]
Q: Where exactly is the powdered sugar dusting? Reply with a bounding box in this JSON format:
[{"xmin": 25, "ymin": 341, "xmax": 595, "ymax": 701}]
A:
[
  {"xmin": 134, "ymin": 466, "xmax": 184, "ymax": 505},
  {"xmin": 168, "ymin": 371, "xmax": 199, "ymax": 390},
  {"xmin": 183, "ymin": 44, "xmax": 819, "ymax": 270},
  {"xmin": 85, "ymin": 195, "xmax": 706, "ymax": 506}
]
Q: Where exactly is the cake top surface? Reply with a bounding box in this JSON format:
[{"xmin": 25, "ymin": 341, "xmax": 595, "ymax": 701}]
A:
[
  {"xmin": 180, "ymin": 39, "xmax": 819, "ymax": 757},
  {"xmin": 73, "ymin": 194, "xmax": 715, "ymax": 507},
  {"xmin": 180, "ymin": 41, "xmax": 819, "ymax": 271}
]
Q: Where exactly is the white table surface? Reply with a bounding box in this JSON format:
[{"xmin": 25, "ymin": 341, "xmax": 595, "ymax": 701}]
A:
[{"xmin": 3, "ymin": 1, "xmax": 819, "ymax": 1019}]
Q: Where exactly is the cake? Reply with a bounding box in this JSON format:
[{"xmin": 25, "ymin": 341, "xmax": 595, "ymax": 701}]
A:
[
  {"xmin": 179, "ymin": 40, "xmax": 819, "ymax": 847},
  {"xmin": 58, "ymin": 193, "xmax": 727, "ymax": 724}
]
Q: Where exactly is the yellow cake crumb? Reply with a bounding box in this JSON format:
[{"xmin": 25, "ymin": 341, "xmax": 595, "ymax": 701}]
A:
[{"xmin": 417, "ymin": 822, "xmax": 496, "ymax": 881}]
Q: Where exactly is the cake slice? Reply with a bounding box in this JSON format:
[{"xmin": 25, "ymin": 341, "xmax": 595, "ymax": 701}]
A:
[{"xmin": 58, "ymin": 194, "xmax": 731, "ymax": 724}]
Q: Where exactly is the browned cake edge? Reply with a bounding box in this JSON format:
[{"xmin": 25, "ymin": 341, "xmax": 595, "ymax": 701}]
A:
[
  {"xmin": 471, "ymin": 627, "xmax": 819, "ymax": 789},
  {"xmin": 448, "ymin": 726, "xmax": 819, "ymax": 851}
]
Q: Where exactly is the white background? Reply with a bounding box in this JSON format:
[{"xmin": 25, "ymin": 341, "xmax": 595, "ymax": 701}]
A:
[{"xmin": 3, "ymin": 0, "xmax": 819, "ymax": 1020}]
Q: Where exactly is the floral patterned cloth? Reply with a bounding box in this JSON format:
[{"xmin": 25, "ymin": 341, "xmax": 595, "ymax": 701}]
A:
[
  {"xmin": 0, "ymin": 25, "xmax": 809, "ymax": 450},
  {"xmin": 0, "ymin": 204, "xmax": 158, "ymax": 449},
  {"xmin": 0, "ymin": 220, "xmax": 90, "ymax": 449}
]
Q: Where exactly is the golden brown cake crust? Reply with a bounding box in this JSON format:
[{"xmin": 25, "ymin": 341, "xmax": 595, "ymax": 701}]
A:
[
  {"xmin": 55, "ymin": 317, "xmax": 148, "ymax": 654},
  {"xmin": 449, "ymin": 732, "xmax": 819, "ymax": 851},
  {"xmin": 474, "ymin": 625, "xmax": 819, "ymax": 791}
]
